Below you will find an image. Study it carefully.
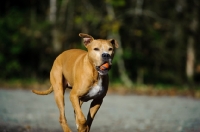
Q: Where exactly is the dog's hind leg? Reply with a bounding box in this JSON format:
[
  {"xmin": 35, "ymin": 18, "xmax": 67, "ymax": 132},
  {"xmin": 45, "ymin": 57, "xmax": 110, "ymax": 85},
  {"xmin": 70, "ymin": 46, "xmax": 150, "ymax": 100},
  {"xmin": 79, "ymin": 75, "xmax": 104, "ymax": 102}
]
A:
[
  {"xmin": 54, "ymin": 87, "xmax": 71, "ymax": 132},
  {"xmin": 50, "ymin": 66, "xmax": 72, "ymax": 132}
]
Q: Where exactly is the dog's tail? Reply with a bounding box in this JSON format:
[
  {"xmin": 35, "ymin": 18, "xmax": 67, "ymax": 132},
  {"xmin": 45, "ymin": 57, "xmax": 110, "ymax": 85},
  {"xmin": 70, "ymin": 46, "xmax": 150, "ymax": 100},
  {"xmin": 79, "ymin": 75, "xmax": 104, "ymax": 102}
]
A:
[{"xmin": 32, "ymin": 86, "xmax": 53, "ymax": 95}]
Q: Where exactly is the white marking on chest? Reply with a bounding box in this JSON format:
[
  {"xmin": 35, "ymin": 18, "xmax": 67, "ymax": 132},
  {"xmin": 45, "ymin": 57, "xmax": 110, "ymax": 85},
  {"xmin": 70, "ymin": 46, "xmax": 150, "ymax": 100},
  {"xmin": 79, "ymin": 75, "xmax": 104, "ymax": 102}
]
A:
[
  {"xmin": 86, "ymin": 77, "xmax": 104, "ymax": 98},
  {"xmin": 76, "ymin": 124, "xmax": 79, "ymax": 129}
]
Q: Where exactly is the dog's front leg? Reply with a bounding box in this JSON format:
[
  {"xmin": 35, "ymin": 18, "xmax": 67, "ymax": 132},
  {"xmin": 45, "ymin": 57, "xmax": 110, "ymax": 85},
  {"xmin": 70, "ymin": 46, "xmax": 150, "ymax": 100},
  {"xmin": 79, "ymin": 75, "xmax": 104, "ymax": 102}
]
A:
[
  {"xmin": 86, "ymin": 99, "xmax": 103, "ymax": 131},
  {"xmin": 70, "ymin": 90, "xmax": 88, "ymax": 132},
  {"xmin": 74, "ymin": 100, "xmax": 84, "ymax": 130}
]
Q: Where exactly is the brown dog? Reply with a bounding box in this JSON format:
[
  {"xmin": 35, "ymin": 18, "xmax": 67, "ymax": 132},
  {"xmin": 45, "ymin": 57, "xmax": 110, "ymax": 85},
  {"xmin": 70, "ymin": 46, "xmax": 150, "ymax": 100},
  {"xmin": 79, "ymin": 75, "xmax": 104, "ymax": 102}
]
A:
[{"xmin": 32, "ymin": 33, "xmax": 118, "ymax": 132}]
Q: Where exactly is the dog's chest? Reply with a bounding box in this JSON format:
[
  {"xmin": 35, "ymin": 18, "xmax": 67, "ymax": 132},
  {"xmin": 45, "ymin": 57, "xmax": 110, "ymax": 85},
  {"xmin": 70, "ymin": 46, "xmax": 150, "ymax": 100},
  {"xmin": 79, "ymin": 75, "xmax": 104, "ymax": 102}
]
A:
[
  {"xmin": 88, "ymin": 78, "xmax": 103, "ymax": 97},
  {"xmin": 81, "ymin": 77, "xmax": 104, "ymax": 101}
]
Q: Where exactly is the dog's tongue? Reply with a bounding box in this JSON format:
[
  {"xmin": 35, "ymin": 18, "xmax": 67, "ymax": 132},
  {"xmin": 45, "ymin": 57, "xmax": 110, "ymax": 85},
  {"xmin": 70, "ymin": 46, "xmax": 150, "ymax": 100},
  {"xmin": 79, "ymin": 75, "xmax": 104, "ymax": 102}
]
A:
[{"xmin": 100, "ymin": 62, "xmax": 110, "ymax": 70}]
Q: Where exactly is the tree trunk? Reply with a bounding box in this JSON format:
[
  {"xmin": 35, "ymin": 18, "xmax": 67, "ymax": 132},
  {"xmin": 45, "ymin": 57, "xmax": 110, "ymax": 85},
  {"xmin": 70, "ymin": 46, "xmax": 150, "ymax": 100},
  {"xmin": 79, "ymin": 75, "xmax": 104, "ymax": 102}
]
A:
[
  {"xmin": 49, "ymin": 0, "xmax": 59, "ymax": 52},
  {"xmin": 49, "ymin": 0, "xmax": 56, "ymax": 24},
  {"xmin": 49, "ymin": 0, "xmax": 69, "ymax": 52},
  {"xmin": 106, "ymin": 3, "xmax": 133, "ymax": 88},
  {"xmin": 186, "ymin": 12, "xmax": 198, "ymax": 85},
  {"xmin": 186, "ymin": 5, "xmax": 198, "ymax": 96},
  {"xmin": 186, "ymin": 37, "xmax": 195, "ymax": 83}
]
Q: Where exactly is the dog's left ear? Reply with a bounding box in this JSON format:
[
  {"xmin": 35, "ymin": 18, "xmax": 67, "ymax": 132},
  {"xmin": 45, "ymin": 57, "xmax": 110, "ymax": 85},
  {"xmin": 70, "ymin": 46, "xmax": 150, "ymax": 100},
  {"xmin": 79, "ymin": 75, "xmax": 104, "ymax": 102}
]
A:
[
  {"xmin": 79, "ymin": 33, "xmax": 94, "ymax": 47},
  {"xmin": 109, "ymin": 39, "xmax": 119, "ymax": 48}
]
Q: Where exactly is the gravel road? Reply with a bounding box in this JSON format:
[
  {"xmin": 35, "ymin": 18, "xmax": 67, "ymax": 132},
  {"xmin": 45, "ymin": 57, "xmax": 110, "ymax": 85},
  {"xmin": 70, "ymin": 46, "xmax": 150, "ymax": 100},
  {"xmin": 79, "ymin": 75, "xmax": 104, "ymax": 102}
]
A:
[{"xmin": 0, "ymin": 89, "xmax": 200, "ymax": 132}]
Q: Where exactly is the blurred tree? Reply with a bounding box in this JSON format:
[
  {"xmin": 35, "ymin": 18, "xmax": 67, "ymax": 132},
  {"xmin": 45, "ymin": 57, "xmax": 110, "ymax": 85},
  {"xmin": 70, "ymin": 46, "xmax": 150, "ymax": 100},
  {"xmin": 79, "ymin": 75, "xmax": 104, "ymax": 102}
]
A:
[
  {"xmin": 105, "ymin": 0, "xmax": 133, "ymax": 87},
  {"xmin": 50, "ymin": 0, "xmax": 70, "ymax": 52},
  {"xmin": 185, "ymin": 0, "xmax": 199, "ymax": 93},
  {"xmin": 0, "ymin": 0, "xmax": 200, "ymax": 87}
]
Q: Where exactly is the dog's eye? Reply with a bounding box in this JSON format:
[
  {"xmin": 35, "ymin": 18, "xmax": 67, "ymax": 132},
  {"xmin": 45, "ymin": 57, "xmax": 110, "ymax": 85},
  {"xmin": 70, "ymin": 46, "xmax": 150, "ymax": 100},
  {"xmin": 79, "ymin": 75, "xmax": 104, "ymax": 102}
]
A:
[
  {"xmin": 94, "ymin": 48, "xmax": 99, "ymax": 51},
  {"xmin": 108, "ymin": 48, "xmax": 113, "ymax": 51}
]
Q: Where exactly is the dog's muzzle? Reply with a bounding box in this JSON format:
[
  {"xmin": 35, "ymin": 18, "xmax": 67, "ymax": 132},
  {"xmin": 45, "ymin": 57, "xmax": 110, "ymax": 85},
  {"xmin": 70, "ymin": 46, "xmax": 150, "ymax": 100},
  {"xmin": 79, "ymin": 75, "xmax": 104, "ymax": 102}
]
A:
[
  {"xmin": 96, "ymin": 53, "xmax": 112, "ymax": 75},
  {"xmin": 96, "ymin": 65, "xmax": 111, "ymax": 75}
]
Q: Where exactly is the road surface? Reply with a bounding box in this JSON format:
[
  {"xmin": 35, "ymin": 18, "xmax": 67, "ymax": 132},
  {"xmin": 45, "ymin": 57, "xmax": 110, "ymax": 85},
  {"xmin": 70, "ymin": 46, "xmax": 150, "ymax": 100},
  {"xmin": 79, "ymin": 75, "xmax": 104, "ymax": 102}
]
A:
[{"xmin": 0, "ymin": 89, "xmax": 200, "ymax": 132}]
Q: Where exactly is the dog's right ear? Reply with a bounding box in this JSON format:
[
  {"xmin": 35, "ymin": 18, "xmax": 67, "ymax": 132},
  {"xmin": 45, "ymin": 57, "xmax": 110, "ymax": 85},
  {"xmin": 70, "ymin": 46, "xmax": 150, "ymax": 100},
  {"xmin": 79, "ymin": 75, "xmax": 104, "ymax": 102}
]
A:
[{"xmin": 79, "ymin": 33, "xmax": 94, "ymax": 47}]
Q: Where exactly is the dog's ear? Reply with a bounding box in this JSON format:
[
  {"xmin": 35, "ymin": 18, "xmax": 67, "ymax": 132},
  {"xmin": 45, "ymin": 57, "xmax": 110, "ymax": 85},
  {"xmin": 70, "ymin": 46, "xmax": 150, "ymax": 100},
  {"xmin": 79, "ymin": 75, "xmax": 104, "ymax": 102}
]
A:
[
  {"xmin": 109, "ymin": 39, "xmax": 119, "ymax": 48},
  {"xmin": 79, "ymin": 33, "xmax": 94, "ymax": 46}
]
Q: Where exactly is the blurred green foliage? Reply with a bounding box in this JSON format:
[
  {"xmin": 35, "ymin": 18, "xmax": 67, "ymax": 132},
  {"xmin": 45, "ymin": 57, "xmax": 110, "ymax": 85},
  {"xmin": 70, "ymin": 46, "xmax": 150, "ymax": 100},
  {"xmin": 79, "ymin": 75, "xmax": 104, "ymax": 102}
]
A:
[{"xmin": 0, "ymin": 0, "xmax": 200, "ymax": 87}]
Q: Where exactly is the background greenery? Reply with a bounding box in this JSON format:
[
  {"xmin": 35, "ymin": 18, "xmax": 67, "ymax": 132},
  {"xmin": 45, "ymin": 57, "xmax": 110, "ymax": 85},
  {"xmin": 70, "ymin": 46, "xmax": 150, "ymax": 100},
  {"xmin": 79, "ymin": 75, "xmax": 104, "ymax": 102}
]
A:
[{"xmin": 0, "ymin": 0, "xmax": 200, "ymax": 91}]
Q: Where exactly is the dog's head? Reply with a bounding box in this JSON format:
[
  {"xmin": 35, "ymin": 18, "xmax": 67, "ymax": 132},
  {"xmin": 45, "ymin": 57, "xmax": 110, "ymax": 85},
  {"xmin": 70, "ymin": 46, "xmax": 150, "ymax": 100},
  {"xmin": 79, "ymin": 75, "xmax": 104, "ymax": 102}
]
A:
[{"xmin": 79, "ymin": 33, "xmax": 118, "ymax": 75}]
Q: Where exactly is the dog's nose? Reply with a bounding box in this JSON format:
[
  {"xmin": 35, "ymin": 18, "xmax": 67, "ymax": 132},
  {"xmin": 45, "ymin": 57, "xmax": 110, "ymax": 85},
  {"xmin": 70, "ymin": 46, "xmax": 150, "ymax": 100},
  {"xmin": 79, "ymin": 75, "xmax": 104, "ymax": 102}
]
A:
[{"xmin": 102, "ymin": 53, "xmax": 110, "ymax": 58}]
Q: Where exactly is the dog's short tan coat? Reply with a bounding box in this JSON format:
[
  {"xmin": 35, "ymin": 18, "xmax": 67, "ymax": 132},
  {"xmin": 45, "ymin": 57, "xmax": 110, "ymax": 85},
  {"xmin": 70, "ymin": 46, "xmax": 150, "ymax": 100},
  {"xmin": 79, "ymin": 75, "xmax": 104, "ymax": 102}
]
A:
[{"xmin": 32, "ymin": 33, "xmax": 118, "ymax": 132}]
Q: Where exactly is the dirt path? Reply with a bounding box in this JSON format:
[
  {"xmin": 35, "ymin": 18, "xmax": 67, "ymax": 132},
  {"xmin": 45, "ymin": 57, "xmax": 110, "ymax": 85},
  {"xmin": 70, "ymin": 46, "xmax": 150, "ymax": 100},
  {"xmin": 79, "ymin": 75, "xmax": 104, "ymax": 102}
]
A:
[{"xmin": 0, "ymin": 89, "xmax": 200, "ymax": 132}]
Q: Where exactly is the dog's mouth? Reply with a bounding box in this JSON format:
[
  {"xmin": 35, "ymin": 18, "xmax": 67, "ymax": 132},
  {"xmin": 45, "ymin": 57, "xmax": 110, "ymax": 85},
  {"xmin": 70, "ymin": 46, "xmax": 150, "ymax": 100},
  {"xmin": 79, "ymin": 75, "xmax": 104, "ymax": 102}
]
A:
[{"xmin": 96, "ymin": 61, "xmax": 112, "ymax": 75}]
